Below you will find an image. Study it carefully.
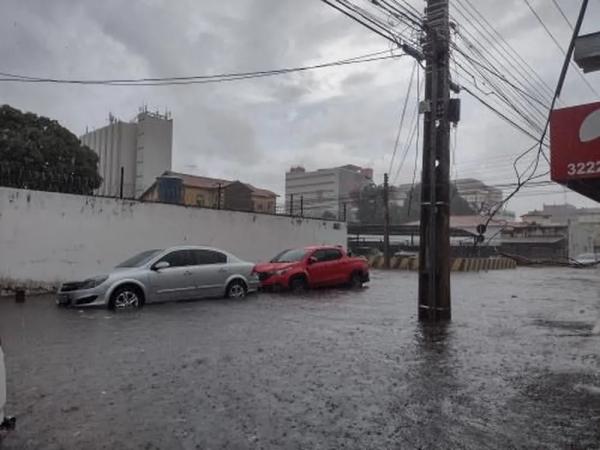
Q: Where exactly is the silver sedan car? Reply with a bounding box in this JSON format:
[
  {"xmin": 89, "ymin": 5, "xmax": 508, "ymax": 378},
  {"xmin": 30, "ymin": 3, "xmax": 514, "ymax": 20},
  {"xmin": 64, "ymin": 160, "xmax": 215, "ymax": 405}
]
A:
[{"xmin": 56, "ymin": 246, "xmax": 259, "ymax": 309}]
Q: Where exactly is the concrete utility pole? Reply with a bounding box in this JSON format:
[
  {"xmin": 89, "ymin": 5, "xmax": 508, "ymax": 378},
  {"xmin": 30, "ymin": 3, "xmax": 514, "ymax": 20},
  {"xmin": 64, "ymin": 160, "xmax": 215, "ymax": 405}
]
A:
[
  {"xmin": 383, "ymin": 173, "xmax": 391, "ymax": 269},
  {"xmin": 418, "ymin": 0, "xmax": 451, "ymax": 321}
]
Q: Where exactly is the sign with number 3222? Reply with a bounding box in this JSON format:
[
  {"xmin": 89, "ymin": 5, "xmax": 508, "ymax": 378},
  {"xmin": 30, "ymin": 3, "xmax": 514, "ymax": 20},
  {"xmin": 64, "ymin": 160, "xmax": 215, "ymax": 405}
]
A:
[{"xmin": 551, "ymin": 101, "xmax": 600, "ymax": 182}]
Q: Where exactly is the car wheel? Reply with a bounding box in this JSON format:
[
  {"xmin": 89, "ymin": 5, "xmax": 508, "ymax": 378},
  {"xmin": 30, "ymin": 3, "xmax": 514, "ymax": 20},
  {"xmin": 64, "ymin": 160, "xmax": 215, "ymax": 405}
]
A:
[
  {"xmin": 289, "ymin": 276, "xmax": 308, "ymax": 293},
  {"xmin": 350, "ymin": 272, "xmax": 363, "ymax": 289},
  {"xmin": 226, "ymin": 280, "xmax": 247, "ymax": 299},
  {"xmin": 109, "ymin": 285, "xmax": 143, "ymax": 310}
]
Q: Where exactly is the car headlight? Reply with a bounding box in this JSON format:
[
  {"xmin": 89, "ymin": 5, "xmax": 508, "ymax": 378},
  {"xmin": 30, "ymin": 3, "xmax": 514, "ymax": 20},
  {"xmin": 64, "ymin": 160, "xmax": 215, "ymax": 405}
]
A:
[{"xmin": 80, "ymin": 275, "xmax": 109, "ymax": 289}]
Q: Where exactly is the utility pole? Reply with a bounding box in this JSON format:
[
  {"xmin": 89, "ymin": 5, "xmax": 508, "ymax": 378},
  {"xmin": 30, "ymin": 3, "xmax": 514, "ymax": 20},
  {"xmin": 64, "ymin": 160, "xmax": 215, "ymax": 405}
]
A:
[
  {"xmin": 300, "ymin": 195, "xmax": 304, "ymax": 217},
  {"xmin": 289, "ymin": 194, "xmax": 294, "ymax": 216},
  {"xmin": 119, "ymin": 166, "xmax": 124, "ymax": 199},
  {"xmin": 383, "ymin": 173, "xmax": 391, "ymax": 269},
  {"xmin": 217, "ymin": 183, "xmax": 222, "ymax": 209},
  {"xmin": 418, "ymin": 0, "xmax": 451, "ymax": 321}
]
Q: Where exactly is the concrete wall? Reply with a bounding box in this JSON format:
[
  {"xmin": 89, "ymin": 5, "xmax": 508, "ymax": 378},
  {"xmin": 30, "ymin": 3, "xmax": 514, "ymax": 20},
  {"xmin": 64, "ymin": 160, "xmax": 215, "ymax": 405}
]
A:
[{"xmin": 0, "ymin": 187, "xmax": 346, "ymax": 288}]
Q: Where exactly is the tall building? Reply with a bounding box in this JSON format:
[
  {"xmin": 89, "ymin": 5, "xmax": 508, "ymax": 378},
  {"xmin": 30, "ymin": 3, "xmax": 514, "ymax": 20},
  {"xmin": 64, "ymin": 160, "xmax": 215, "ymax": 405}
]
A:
[
  {"xmin": 80, "ymin": 109, "xmax": 173, "ymax": 198},
  {"xmin": 285, "ymin": 164, "xmax": 373, "ymax": 218}
]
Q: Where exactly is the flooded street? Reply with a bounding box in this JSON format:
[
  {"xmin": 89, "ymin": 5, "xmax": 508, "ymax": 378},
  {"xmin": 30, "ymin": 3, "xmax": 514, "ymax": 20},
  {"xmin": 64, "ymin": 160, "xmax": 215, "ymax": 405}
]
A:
[{"xmin": 1, "ymin": 267, "xmax": 599, "ymax": 449}]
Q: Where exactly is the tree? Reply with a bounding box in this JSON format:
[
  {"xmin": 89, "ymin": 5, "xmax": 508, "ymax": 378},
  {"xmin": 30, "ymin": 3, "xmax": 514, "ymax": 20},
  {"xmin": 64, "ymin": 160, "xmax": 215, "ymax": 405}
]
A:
[
  {"xmin": 351, "ymin": 182, "xmax": 476, "ymax": 225},
  {"xmin": 398, "ymin": 183, "xmax": 476, "ymax": 222},
  {"xmin": 0, "ymin": 105, "xmax": 102, "ymax": 194}
]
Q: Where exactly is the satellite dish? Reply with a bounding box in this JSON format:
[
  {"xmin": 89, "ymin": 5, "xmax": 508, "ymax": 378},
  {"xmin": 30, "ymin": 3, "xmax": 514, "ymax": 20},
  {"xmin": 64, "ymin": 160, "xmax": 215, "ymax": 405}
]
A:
[{"xmin": 579, "ymin": 108, "xmax": 600, "ymax": 143}]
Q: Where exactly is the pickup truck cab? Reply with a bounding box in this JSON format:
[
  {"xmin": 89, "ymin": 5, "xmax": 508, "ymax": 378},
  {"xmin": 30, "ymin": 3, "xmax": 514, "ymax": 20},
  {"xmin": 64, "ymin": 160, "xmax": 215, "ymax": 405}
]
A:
[{"xmin": 255, "ymin": 245, "xmax": 370, "ymax": 291}]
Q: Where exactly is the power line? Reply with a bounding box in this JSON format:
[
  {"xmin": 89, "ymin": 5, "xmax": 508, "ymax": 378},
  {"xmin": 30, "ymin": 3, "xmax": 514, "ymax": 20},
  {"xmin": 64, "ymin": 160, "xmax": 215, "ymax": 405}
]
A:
[
  {"xmin": 478, "ymin": 0, "xmax": 590, "ymax": 237},
  {"xmin": 522, "ymin": 0, "xmax": 599, "ymax": 97},
  {"xmin": 0, "ymin": 50, "xmax": 406, "ymax": 86},
  {"xmin": 392, "ymin": 64, "xmax": 420, "ymax": 185},
  {"xmin": 452, "ymin": 46, "xmax": 549, "ymax": 110},
  {"xmin": 551, "ymin": 0, "xmax": 574, "ymax": 29},
  {"xmin": 460, "ymin": 85, "xmax": 548, "ymax": 142},
  {"xmin": 388, "ymin": 60, "xmax": 417, "ymax": 175},
  {"xmin": 453, "ymin": 53, "xmax": 546, "ymax": 134},
  {"xmin": 454, "ymin": 0, "xmax": 556, "ymax": 105}
]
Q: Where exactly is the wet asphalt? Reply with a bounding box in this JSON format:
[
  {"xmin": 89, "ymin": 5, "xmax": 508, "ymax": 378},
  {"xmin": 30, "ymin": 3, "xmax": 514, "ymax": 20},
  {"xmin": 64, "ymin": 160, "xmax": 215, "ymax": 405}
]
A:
[{"xmin": 0, "ymin": 268, "xmax": 599, "ymax": 449}]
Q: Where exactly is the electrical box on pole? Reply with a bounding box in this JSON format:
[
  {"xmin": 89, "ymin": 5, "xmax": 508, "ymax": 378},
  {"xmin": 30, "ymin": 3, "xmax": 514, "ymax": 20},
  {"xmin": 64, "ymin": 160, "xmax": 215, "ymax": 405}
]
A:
[{"xmin": 418, "ymin": 0, "xmax": 452, "ymax": 321}]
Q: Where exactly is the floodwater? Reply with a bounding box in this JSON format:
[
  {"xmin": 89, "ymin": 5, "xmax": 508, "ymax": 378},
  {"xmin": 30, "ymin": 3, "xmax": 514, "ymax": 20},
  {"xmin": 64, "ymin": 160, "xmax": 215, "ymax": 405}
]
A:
[{"xmin": 0, "ymin": 267, "xmax": 599, "ymax": 449}]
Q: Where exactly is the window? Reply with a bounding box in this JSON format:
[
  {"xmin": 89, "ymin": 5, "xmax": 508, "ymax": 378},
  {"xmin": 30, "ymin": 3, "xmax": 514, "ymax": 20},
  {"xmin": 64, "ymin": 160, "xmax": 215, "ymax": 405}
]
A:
[
  {"xmin": 325, "ymin": 249, "xmax": 342, "ymax": 261},
  {"xmin": 196, "ymin": 194, "xmax": 204, "ymax": 206},
  {"xmin": 256, "ymin": 202, "xmax": 262, "ymax": 211},
  {"xmin": 311, "ymin": 249, "xmax": 329, "ymax": 262},
  {"xmin": 191, "ymin": 249, "xmax": 227, "ymax": 265},
  {"xmin": 157, "ymin": 250, "xmax": 194, "ymax": 267},
  {"xmin": 116, "ymin": 249, "xmax": 163, "ymax": 268},
  {"xmin": 311, "ymin": 248, "xmax": 342, "ymax": 262},
  {"xmin": 270, "ymin": 248, "xmax": 307, "ymax": 263}
]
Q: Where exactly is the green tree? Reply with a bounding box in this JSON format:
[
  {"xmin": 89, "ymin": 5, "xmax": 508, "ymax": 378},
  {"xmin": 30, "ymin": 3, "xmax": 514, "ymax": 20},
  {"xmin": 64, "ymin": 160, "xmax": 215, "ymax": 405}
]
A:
[
  {"xmin": 398, "ymin": 183, "xmax": 476, "ymax": 222},
  {"xmin": 351, "ymin": 182, "xmax": 476, "ymax": 225},
  {"xmin": 0, "ymin": 105, "xmax": 102, "ymax": 194}
]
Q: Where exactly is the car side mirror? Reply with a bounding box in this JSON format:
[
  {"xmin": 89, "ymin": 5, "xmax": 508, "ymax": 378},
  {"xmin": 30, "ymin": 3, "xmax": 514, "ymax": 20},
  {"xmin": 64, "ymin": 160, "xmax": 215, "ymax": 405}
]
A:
[
  {"xmin": 153, "ymin": 261, "xmax": 170, "ymax": 271},
  {"xmin": 308, "ymin": 256, "xmax": 318, "ymax": 265}
]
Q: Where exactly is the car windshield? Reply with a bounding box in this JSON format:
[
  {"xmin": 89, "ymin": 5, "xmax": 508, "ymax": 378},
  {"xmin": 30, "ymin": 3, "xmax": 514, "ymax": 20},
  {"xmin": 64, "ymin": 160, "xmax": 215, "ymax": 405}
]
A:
[
  {"xmin": 270, "ymin": 248, "xmax": 307, "ymax": 263},
  {"xmin": 116, "ymin": 249, "xmax": 163, "ymax": 267}
]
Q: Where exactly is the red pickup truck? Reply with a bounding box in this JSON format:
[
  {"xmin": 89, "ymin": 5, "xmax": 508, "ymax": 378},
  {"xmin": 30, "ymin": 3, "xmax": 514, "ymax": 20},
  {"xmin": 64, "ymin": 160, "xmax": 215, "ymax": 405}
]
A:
[{"xmin": 254, "ymin": 245, "xmax": 370, "ymax": 291}]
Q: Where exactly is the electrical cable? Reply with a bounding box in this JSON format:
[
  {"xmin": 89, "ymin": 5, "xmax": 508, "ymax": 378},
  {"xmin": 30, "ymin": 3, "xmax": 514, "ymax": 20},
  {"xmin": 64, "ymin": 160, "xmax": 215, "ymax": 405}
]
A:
[
  {"xmin": 522, "ymin": 0, "xmax": 599, "ymax": 98},
  {"xmin": 551, "ymin": 0, "xmax": 574, "ymax": 29},
  {"xmin": 388, "ymin": 60, "xmax": 417, "ymax": 176}
]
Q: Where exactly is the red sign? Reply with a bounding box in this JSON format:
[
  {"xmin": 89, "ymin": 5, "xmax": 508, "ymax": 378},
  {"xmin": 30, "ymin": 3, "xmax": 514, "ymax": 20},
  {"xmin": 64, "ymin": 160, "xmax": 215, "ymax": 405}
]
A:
[{"xmin": 550, "ymin": 101, "xmax": 600, "ymax": 182}]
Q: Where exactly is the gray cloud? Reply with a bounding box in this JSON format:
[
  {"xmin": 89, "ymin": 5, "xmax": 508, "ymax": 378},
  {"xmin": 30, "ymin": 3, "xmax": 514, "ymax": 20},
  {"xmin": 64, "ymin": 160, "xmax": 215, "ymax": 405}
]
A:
[{"xmin": 1, "ymin": 0, "xmax": 600, "ymax": 214}]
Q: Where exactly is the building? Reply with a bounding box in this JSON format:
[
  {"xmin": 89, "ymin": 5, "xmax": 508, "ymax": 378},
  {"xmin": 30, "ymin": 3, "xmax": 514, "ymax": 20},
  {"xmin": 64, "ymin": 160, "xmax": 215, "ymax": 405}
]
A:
[
  {"xmin": 501, "ymin": 203, "xmax": 600, "ymax": 260},
  {"xmin": 453, "ymin": 178, "xmax": 503, "ymax": 213},
  {"xmin": 285, "ymin": 165, "xmax": 373, "ymax": 219},
  {"xmin": 141, "ymin": 171, "xmax": 277, "ymax": 213},
  {"xmin": 521, "ymin": 204, "xmax": 579, "ymax": 225},
  {"xmin": 80, "ymin": 109, "xmax": 173, "ymax": 198},
  {"xmin": 500, "ymin": 222, "xmax": 569, "ymax": 260}
]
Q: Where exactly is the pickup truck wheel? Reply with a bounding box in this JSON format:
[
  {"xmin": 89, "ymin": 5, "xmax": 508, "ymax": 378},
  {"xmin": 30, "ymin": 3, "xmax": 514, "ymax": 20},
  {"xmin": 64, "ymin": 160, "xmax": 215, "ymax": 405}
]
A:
[
  {"xmin": 350, "ymin": 272, "xmax": 363, "ymax": 289},
  {"xmin": 289, "ymin": 277, "xmax": 308, "ymax": 293}
]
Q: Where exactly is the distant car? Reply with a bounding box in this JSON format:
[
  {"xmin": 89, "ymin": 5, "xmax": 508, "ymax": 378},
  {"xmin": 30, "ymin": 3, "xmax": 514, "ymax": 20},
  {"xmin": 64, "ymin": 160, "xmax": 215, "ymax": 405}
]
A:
[
  {"xmin": 56, "ymin": 246, "xmax": 259, "ymax": 309},
  {"xmin": 0, "ymin": 338, "xmax": 16, "ymax": 441},
  {"xmin": 573, "ymin": 253, "xmax": 600, "ymax": 266},
  {"xmin": 393, "ymin": 250, "xmax": 418, "ymax": 258},
  {"xmin": 351, "ymin": 246, "xmax": 381, "ymax": 258},
  {"xmin": 254, "ymin": 245, "xmax": 370, "ymax": 291}
]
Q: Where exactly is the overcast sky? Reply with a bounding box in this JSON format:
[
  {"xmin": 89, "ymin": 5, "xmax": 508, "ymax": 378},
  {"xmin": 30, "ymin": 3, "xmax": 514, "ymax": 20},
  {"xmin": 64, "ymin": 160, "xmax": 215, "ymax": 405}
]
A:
[{"xmin": 1, "ymin": 0, "xmax": 600, "ymax": 215}]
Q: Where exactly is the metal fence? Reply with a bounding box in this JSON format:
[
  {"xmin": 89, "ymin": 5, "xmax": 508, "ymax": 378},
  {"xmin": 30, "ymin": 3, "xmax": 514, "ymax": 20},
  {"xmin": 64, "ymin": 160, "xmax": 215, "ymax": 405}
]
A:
[{"xmin": 0, "ymin": 167, "xmax": 347, "ymax": 222}]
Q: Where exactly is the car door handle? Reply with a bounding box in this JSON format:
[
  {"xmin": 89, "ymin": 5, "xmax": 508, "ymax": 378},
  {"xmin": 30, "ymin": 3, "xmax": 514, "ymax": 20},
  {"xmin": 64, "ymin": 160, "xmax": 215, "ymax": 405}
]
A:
[
  {"xmin": 184, "ymin": 270, "xmax": 193, "ymax": 276},
  {"xmin": 218, "ymin": 268, "xmax": 228, "ymax": 273}
]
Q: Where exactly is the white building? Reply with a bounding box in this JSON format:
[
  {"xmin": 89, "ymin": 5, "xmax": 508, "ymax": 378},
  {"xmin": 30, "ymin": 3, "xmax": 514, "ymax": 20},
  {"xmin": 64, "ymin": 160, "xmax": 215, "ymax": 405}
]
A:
[
  {"xmin": 521, "ymin": 204, "xmax": 600, "ymax": 258},
  {"xmin": 81, "ymin": 109, "xmax": 173, "ymax": 198},
  {"xmin": 285, "ymin": 165, "xmax": 373, "ymax": 219}
]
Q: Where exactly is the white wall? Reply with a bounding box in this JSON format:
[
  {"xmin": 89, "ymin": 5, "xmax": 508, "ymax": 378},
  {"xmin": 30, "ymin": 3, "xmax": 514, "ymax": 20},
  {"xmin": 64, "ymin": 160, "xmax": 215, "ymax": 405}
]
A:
[{"xmin": 0, "ymin": 188, "xmax": 346, "ymax": 288}]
